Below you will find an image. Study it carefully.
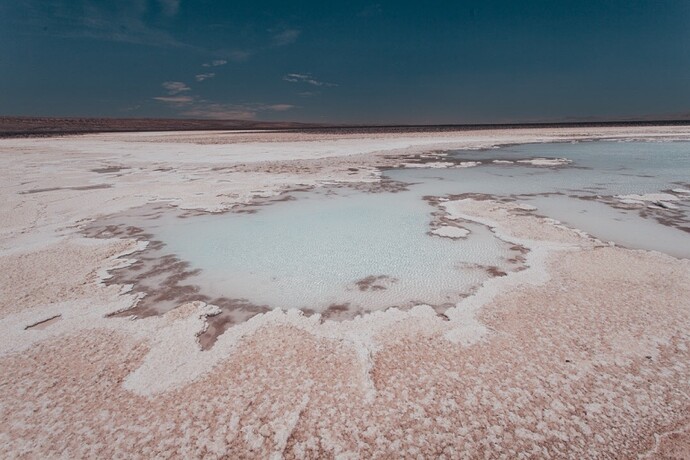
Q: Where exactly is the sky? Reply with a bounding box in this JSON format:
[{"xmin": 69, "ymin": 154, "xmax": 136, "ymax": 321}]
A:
[{"xmin": 1, "ymin": 0, "xmax": 690, "ymax": 124}]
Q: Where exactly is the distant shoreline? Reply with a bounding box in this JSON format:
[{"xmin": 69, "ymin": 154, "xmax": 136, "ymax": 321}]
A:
[{"xmin": 1, "ymin": 115, "xmax": 690, "ymax": 138}]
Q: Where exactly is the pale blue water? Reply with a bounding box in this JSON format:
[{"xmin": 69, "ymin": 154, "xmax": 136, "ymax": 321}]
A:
[
  {"xmin": 147, "ymin": 140, "xmax": 689, "ymax": 315},
  {"xmin": 154, "ymin": 189, "xmax": 518, "ymax": 312},
  {"xmin": 390, "ymin": 141, "xmax": 690, "ymax": 257}
]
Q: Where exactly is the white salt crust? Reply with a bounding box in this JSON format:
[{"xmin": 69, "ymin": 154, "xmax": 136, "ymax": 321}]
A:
[
  {"xmin": 1, "ymin": 126, "xmax": 690, "ymax": 457},
  {"xmin": 431, "ymin": 226, "xmax": 470, "ymax": 239},
  {"xmin": 402, "ymin": 161, "xmax": 454, "ymax": 168},
  {"xmin": 516, "ymin": 157, "xmax": 572, "ymax": 166}
]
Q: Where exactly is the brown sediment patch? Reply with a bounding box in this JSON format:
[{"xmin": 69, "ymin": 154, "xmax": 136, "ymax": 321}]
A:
[
  {"xmin": 423, "ymin": 193, "xmax": 495, "ymax": 212},
  {"xmin": 486, "ymin": 266, "xmax": 508, "ymax": 277},
  {"xmin": 20, "ymin": 184, "xmax": 113, "ymax": 194},
  {"xmin": 321, "ymin": 303, "xmax": 358, "ymax": 321},
  {"xmin": 88, "ymin": 221, "xmax": 274, "ymax": 349},
  {"xmin": 222, "ymin": 151, "xmax": 396, "ymax": 180},
  {"xmin": 507, "ymin": 244, "xmax": 530, "ymax": 267},
  {"xmin": 394, "ymin": 150, "xmax": 581, "ymax": 170},
  {"xmin": 455, "ymin": 262, "xmax": 510, "ymax": 280},
  {"xmin": 510, "ymin": 243, "xmax": 530, "ymax": 254},
  {"xmin": 24, "ymin": 314, "xmax": 62, "ymax": 330},
  {"xmin": 82, "ymin": 217, "xmax": 211, "ymax": 319},
  {"xmin": 336, "ymin": 177, "xmax": 411, "ymax": 194},
  {"xmin": 197, "ymin": 298, "xmax": 271, "ymax": 350},
  {"xmin": 575, "ymin": 193, "xmax": 690, "ymax": 234},
  {"xmin": 229, "ymin": 194, "xmax": 298, "ymax": 215},
  {"xmin": 91, "ymin": 166, "xmax": 129, "ymax": 174},
  {"xmin": 353, "ymin": 275, "xmax": 399, "ymax": 292},
  {"xmin": 512, "ymin": 191, "xmax": 566, "ymax": 198},
  {"xmin": 202, "ymin": 185, "xmax": 317, "ymax": 215}
]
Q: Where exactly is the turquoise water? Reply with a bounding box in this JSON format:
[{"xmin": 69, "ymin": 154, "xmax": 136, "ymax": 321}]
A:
[
  {"xmin": 154, "ymin": 188, "xmax": 519, "ymax": 313},
  {"xmin": 144, "ymin": 140, "xmax": 689, "ymax": 316}
]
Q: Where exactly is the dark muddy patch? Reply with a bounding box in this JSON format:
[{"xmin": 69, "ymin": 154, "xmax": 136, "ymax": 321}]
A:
[{"xmin": 354, "ymin": 275, "xmax": 399, "ymax": 292}]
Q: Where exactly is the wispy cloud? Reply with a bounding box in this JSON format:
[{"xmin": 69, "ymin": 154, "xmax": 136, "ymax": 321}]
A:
[
  {"xmin": 202, "ymin": 59, "xmax": 228, "ymax": 67},
  {"xmin": 266, "ymin": 104, "xmax": 295, "ymax": 112},
  {"xmin": 162, "ymin": 81, "xmax": 191, "ymax": 94},
  {"xmin": 272, "ymin": 28, "xmax": 301, "ymax": 46},
  {"xmin": 283, "ymin": 73, "xmax": 337, "ymax": 87},
  {"xmin": 153, "ymin": 85, "xmax": 295, "ymax": 119},
  {"xmin": 153, "ymin": 95, "xmax": 194, "ymax": 105},
  {"xmin": 179, "ymin": 105, "xmax": 256, "ymax": 120},
  {"xmin": 195, "ymin": 73, "xmax": 216, "ymax": 82}
]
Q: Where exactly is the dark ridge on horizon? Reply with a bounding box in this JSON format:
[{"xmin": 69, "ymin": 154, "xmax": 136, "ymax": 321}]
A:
[
  {"xmin": 0, "ymin": 116, "xmax": 319, "ymax": 138},
  {"xmin": 1, "ymin": 115, "xmax": 690, "ymax": 138}
]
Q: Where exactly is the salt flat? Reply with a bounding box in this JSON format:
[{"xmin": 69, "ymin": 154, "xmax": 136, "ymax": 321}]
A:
[{"xmin": 1, "ymin": 126, "xmax": 689, "ymax": 458}]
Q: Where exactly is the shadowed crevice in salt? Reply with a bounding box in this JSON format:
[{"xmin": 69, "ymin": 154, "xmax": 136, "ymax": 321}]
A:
[
  {"xmin": 91, "ymin": 166, "xmax": 130, "ymax": 174},
  {"xmin": 19, "ymin": 184, "xmax": 113, "ymax": 194},
  {"xmin": 24, "ymin": 315, "xmax": 62, "ymax": 330}
]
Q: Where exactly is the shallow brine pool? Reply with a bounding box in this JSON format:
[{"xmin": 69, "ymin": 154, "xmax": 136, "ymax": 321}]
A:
[
  {"xmin": 100, "ymin": 140, "xmax": 690, "ymax": 332},
  {"xmin": 149, "ymin": 187, "xmax": 523, "ymax": 316}
]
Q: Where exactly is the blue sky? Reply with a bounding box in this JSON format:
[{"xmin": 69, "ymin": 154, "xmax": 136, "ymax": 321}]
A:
[{"xmin": 1, "ymin": 0, "xmax": 690, "ymax": 123}]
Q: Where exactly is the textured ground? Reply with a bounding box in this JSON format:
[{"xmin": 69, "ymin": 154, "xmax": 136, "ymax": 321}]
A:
[{"xmin": 1, "ymin": 126, "xmax": 689, "ymax": 458}]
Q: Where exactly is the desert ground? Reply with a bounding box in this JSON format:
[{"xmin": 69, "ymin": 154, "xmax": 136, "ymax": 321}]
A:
[{"xmin": 1, "ymin": 126, "xmax": 689, "ymax": 458}]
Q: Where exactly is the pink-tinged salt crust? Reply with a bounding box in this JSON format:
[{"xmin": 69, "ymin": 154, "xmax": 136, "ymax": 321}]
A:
[{"xmin": 1, "ymin": 126, "xmax": 689, "ymax": 457}]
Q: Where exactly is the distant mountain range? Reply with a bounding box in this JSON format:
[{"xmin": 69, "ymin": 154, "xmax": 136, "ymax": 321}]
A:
[{"xmin": 0, "ymin": 117, "xmax": 320, "ymax": 137}]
